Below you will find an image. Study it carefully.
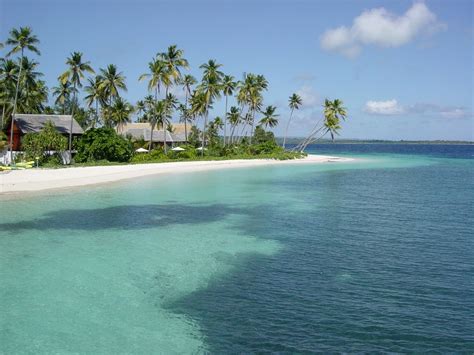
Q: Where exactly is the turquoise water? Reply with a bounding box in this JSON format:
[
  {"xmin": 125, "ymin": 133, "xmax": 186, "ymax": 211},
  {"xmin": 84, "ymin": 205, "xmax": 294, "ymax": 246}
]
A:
[{"xmin": 1, "ymin": 144, "xmax": 473, "ymax": 352}]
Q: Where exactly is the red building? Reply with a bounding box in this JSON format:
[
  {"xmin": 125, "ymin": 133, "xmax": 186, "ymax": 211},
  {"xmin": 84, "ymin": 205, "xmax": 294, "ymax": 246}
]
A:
[{"xmin": 6, "ymin": 114, "xmax": 84, "ymax": 150}]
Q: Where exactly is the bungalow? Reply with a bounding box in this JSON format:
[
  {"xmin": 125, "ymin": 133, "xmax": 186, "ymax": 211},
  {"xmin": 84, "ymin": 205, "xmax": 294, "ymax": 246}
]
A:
[
  {"xmin": 120, "ymin": 123, "xmax": 188, "ymax": 148},
  {"xmin": 6, "ymin": 114, "xmax": 84, "ymax": 150}
]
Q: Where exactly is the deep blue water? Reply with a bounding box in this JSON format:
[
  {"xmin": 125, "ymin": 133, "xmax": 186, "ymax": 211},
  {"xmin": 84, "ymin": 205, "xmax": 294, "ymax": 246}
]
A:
[{"xmin": 171, "ymin": 144, "xmax": 474, "ymax": 353}]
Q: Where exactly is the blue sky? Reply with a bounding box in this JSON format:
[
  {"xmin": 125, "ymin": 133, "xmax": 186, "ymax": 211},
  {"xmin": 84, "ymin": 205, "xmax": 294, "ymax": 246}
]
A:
[{"xmin": 1, "ymin": 0, "xmax": 472, "ymax": 140}]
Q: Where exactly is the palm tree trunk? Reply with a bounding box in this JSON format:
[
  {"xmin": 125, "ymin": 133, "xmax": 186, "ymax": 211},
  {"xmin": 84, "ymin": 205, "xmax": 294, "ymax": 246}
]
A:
[
  {"xmin": 94, "ymin": 100, "xmax": 98, "ymax": 128},
  {"xmin": 68, "ymin": 82, "xmax": 77, "ymax": 157},
  {"xmin": 163, "ymin": 86, "xmax": 169, "ymax": 153},
  {"xmin": 283, "ymin": 108, "xmax": 294, "ymax": 149},
  {"xmin": 109, "ymin": 96, "xmax": 113, "ymax": 127},
  {"xmin": 230, "ymin": 124, "xmax": 235, "ymax": 144},
  {"xmin": 149, "ymin": 123, "xmax": 155, "ymax": 151},
  {"xmin": 8, "ymin": 51, "xmax": 24, "ymax": 161},
  {"xmin": 1, "ymin": 104, "xmax": 5, "ymax": 129},
  {"xmin": 249, "ymin": 110, "xmax": 255, "ymax": 145},
  {"xmin": 202, "ymin": 112, "xmax": 207, "ymax": 157},
  {"xmin": 184, "ymin": 90, "xmax": 188, "ymax": 143},
  {"xmin": 224, "ymin": 95, "xmax": 228, "ymax": 146}
]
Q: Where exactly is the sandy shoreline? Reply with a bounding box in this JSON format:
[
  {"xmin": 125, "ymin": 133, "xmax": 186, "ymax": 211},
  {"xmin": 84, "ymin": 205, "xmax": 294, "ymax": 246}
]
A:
[{"xmin": 0, "ymin": 154, "xmax": 353, "ymax": 194}]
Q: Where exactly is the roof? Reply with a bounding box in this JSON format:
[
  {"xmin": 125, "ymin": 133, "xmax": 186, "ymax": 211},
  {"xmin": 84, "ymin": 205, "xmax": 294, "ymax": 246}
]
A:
[
  {"xmin": 121, "ymin": 123, "xmax": 188, "ymax": 142},
  {"xmin": 122, "ymin": 122, "xmax": 187, "ymax": 134},
  {"xmin": 14, "ymin": 114, "xmax": 84, "ymax": 135}
]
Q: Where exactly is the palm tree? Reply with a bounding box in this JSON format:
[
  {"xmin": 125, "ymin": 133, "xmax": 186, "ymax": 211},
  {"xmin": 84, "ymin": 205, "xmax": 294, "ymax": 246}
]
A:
[
  {"xmin": 111, "ymin": 97, "xmax": 134, "ymax": 133},
  {"xmin": 135, "ymin": 100, "xmax": 146, "ymax": 122},
  {"xmin": 200, "ymin": 59, "xmax": 224, "ymax": 82},
  {"xmin": 0, "ymin": 59, "xmax": 18, "ymax": 128},
  {"xmin": 52, "ymin": 79, "xmax": 76, "ymax": 114},
  {"xmin": 159, "ymin": 45, "xmax": 189, "ymax": 95},
  {"xmin": 178, "ymin": 103, "xmax": 192, "ymax": 139},
  {"xmin": 295, "ymin": 98, "xmax": 348, "ymax": 152},
  {"xmin": 236, "ymin": 73, "xmax": 266, "ymax": 143},
  {"xmin": 221, "ymin": 74, "xmax": 236, "ymax": 146},
  {"xmin": 324, "ymin": 99, "xmax": 347, "ymax": 141},
  {"xmin": 59, "ymin": 52, "xmax": 94, "ymax": 154},
  {"xmin": 99, "ymin": 64, "xmax": 127, "ymax": 125},
  {"xmin": 181, "ymin": 74, "xmax": 196, "ymax": 141},
  {"xmin": 190, "ymin": 89, "xmax": 209, "ymax": 154},
  {"xmin": 138, "ymin": 57, "xmax": 167, "ymax": 100},
  {"xmin": 5, "ymin": 26, "xmax": 40, "ymax": 157},
  {"xmin": 84, "ymin": 76, "xmax": 103, "ymax": 128},
  {"xmin": 16, "ymin": 57, "xmax": 47, "ymax": 114},
  {"xmin": 197, "ymin": 60, "xmax": 223, "ymax": 155},
  {"xmin": 283, "ymin": 93, "xmax": 302, "ymax": 149},
  {"xmin": 148, "ymin": 98, "xmax": 173, "ymax": 151},
  {"xmin": 227, "ymin": 106, "xmax": 241, "ymax": 144},
  {"xmin": 259, "ymin": 105, "xmax": 279, "ymax": 129},
  {"xmin": 162, "ymin": 93, "xmax": 178, "ymax": 152}
]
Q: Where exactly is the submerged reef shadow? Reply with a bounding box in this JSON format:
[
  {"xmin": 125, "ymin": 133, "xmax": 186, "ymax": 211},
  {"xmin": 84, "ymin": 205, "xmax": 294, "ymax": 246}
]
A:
[{"xmin": 0, "ymin": 203, "xmax": 248, "ymax": 232}]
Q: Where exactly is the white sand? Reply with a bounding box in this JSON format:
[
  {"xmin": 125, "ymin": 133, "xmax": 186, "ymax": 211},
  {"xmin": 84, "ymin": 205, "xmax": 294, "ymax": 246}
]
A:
[{"xmin": 0, "ymin": 154, "xmax": 353, "ymax": 194}]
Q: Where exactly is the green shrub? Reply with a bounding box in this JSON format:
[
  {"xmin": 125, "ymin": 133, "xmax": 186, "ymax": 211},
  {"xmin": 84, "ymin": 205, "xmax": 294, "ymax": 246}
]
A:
[
  {"xmin": 130, "ymin": 147, "xmax": 166, "ymax": 163},
  {"xmin": 0, "ymin": 131, "xmax": 7, "ymax": 151},
  {"xmin": 75, "ymin": 127, "xmax": 133, "ymax": 163},
  {"xmin": 22, "ymin": 120, "xmax": 67, "ymax": 164}
]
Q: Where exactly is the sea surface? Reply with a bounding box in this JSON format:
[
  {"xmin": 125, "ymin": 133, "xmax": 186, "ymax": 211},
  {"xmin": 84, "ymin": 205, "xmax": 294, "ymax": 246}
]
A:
[{"xmin": 1, "ymin": 144, "xmax": 473, "ymax": 353}]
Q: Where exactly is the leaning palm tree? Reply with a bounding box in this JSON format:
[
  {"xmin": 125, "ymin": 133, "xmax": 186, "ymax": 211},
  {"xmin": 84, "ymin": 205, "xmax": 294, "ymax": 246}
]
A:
[
  {"xmin": 181, "ymin": 74, "xmax": 197, "ymax": 141},
  {"xmin": 259, "ymin": 105, "xmax": 279, "ymax": 129},
  {"xmin": 221, "ymin": 74, "xmax": 236, "ymax": 145},
  {"xmin": 295, "ymin": 99, "xmax": 347, "ymax": 152},
  {"xmin": 5, "ymin": 26, "xmax": 40, "ymax": 158},
  {"xmin": 324, "ymin": 99, "xmax": 347, "ymax": 141},
  {"xmin": 99, "ymin": 64, "xmax": 127, "ymax": 125},
  {"xmin": 59, "ymin": 52, "xmax": 95, "ymax": 154},
  {"xmin": 52, "ymin": 79, "xmax": 76, "ymax": 114},
  {"xmin": 283, "ymin": 93, "xmax": 302, "ymax": 149}
]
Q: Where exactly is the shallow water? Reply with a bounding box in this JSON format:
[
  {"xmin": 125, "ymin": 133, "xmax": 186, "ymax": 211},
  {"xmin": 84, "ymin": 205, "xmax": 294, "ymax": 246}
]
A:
[{"xmin": 1, "ymin": 144, "xmax": 473, "ymax": 352}]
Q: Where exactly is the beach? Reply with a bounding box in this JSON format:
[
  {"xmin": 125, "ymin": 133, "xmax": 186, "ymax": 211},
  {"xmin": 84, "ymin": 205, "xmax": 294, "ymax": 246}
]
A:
[{"xmin": 0, "ymin": 154, "xmax": 352, "ymax": 194}]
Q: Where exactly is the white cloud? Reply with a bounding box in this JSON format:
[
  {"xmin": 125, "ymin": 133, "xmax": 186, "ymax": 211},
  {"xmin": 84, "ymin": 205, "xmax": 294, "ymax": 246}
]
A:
[
  {"xmin": 320, "ymin": 2, "xmax": 446, "ymax": 57},
  {"xmin": 365, "ymin": 99, "xmax": 404, "ymax": 115},
  {"xmin": 296, "ymin": 85, "xmax": 320, "ymax": 108},
  {"xmin": 364, "ymin": 99, "xmax": 472, "ymax": 118}
]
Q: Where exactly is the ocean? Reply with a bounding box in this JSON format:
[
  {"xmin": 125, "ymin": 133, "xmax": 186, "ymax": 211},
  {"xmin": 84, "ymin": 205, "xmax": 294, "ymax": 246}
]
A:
[{"xmin": 1, "ymin": 144, "xmax": 473, "ymax": 352}]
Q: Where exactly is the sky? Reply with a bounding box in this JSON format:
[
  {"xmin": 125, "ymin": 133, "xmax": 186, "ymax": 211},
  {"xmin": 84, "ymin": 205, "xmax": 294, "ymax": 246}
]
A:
[{"xmin": 0, "ymin": 0, "xmax": 473, "ymax": 140}]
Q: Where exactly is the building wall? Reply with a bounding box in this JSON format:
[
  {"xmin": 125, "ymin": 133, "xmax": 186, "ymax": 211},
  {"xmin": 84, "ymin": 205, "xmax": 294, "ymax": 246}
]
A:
[{"xmin": 6, "ymin": 122, "xmax": 22, "ymax": 151}]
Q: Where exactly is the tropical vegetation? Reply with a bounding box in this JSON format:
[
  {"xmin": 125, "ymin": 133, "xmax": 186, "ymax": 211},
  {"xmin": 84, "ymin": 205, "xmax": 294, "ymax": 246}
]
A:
[{"xmin": 0, "ymin": 26, "xmax": 347, "ymax": 166}]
